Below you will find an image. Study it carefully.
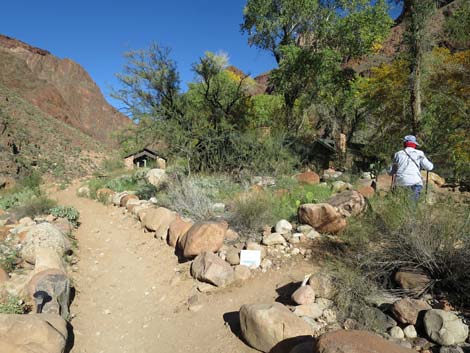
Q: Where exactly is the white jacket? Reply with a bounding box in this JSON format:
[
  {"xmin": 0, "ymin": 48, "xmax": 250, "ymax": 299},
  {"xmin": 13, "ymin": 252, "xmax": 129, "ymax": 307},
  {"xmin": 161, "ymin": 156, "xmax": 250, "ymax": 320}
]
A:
[{"xmin": 389, "ymin": 147, "xmax": 434, "ymax": 186}]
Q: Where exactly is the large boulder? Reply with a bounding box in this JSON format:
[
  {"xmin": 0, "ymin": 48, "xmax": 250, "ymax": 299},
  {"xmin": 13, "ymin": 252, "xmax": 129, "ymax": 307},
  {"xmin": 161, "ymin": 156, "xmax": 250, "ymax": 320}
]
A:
[
  {"xmin": 314, "ymin": 330, "xmax": 416, "ymax": 353},
  {"xmin": 308, "ymin": 273, "xmax": 336, "ymax": 299},
  {"xmin": 27, "ymin": 269, "xmax": 70, "ymax": 318},
  {"xmin": 190, "ymin": 252, "xmax": 234, "ymax": 287},
  {"xmin": 424, "ymin": 309, "xmax": 469, "ymax": 346},
  {"xmin": 146, "ymin": 168, "xmax": 167, "ymax": 188},
  {"xmin": 262, "ymin": 233, "xmax": 287, "ymax": 246},
  {"xmin": 296, "ymin": 172, "xmax": 320, "ymax": 185},
  {"xmin": 325, "ymin": 190, "xmax": 366, "ymax": 217},
  {"xmin": 240, "ymin": 302, "xmax": 313, "ymax": 353},
  {"xmin": 19, "ymin": 223, "xmax": 71, "ymax": 264},
  {"xmin": 179, "ymin": 221, "xmax": 227, "ymax": 258},
  {"xmin": 120, "ymin": 194, "xmax": 139, "ymax": 207},
  {"xmin": 291, "ymin": 285, "xmax": 316, "ymax": 305},
  {"xmin": 421, "ymin": 171, "xmax": 445, "ymax": 187},
  {"xmin": 391, "ymin": 297, "xmax": 432, "ymax": 325},
  {"xmin": 112, "ymin": 191, "xmax": 128, "ymax": 206},
  {"xmin": 168, "ymin": 216, "xmax": 193, "ymax": 247},
  {"xmin": 142, "ymin": 207, "xmax": 177, "ymax": 240},
  {"xmin": 298, "ymin": 204, "xmax": 347, "ymax": 234},
  {"xmin": 0, "ymin": 313, "xmax": 67, "ymax": 353}
]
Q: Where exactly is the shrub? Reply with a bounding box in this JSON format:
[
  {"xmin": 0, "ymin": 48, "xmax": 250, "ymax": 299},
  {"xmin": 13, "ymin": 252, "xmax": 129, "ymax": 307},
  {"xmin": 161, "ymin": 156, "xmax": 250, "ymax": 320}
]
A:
[
  {"xmin": 0, "ymin": 244, "xmax": 18, "ymax": 273},
  {"xmin": 10, "ymin": 196, "xmax": 57, "ymax": 219},
  {"xmin": 100, "ymin": 157, "xmax": 125, "ymax": 173},
  {"xmin": 50, "ymin": 206, "xmax": 80, "ymax": 226},
  {"xmin": 0, "ymin": 296, "xmax": 26, "ymax": 314},
  {"xmin": 0, "ymin": 188, "xmax": 38, "ymax": 210},
  {"xmin": 343, "ymin": 192, "xmax": 470, "ymax": 304}
]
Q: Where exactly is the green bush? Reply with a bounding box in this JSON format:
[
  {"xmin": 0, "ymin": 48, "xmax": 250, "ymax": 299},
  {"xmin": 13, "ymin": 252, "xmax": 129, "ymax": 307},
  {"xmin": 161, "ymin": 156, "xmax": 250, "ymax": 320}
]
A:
[
  {"xmin": 0, "ymin": 245, "xmax": 19, "ymax": 273},
  {"xmin": 229, "ymin": 192, "xmax": 275, "ymax": 236},
  {"xmin": 0, "ymin": 296, "xmax": 26, "ymax": 314},
  {"xmin": 0, "ymin": 188, "xmax": 38, "ymax": 210},
  {"xmin": 50, "ymin": 206, "xmax": 80, "ymax": 226},
  {"xmin": 100, "ymin": 157, "xmax": 125, "ymax": 173}
]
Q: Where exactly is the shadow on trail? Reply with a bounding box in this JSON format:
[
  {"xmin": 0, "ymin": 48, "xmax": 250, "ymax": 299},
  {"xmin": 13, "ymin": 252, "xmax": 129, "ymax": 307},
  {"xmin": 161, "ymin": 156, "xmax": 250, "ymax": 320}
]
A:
[
  {"xmin": 64, "ymin": 286, "xmax": 76, "ymax": 353},
  {"xmin": 274, "ymin": 281, "xmax": 301, "ymax": 306}
]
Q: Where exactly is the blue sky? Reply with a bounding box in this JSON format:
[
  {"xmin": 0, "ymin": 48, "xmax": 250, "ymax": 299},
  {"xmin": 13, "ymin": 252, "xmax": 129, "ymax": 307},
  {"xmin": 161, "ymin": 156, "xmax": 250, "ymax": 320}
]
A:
[{"xmin": 0, "ymin": 1, "xmax": 402, "ymax": 110}]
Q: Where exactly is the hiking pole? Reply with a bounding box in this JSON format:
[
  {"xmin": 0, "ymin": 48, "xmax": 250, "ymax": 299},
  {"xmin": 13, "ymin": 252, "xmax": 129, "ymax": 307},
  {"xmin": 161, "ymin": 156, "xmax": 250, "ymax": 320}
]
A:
[{"xmin": 425, "ymin": 170, "xmax": 429, "ymax": 196}]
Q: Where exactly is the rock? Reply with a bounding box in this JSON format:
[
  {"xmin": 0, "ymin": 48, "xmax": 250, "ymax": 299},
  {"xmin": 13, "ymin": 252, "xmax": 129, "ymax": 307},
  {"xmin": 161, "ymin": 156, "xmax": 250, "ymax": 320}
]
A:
[
  {"xmin": 296, "ymin": 171, "xmax": 320, "ymax": 185},
  {"xmin": 413, "ymin": 337, "xmax": 432, "ymax": 351},
  {"xmin": 146, "ymin": 168, "xmax": 167, "ymax": 188},
  {"xmin": 308, "ymin": 273, "xmax": 336, "ymax": 299},
  {"xmin": 322, "ymin": 169, "xmax": 343, "ymax": 181},
  {"xmin": 260, "ymin": 259, "xmax": 273, "ymax": 270},
  {"xmin": 424, "ymin": 309, "xmax": 469, "ymax": 346},
  {"xmin": 168, "ymin": 216, "xmax": 193, "ymax": 247},
  {"xmin": 246, "ymin": 242, "xmax": 266, "ymax": 258},
  {"xmin": 112, "ymin": 192, "xmax": 128, "ymax": 206},
  {"xmin": 305, "ymin": 229, "xmax": 321, "ymax": 240},
  {"xmin": 314, "ymin": 330, "xmax": 416, "ymax": 353},
  {"xmin": 362, "ymin": 172, "xmax": 373, "ymax": 180},
  {"xmin": 226, "ymin": 247, "xmax": 240, "ymax": 266},
  {"xmin": 421, "ymin": 171, "xmax": 445, "ymax": 187},
  {"xmin": 292, "ymin": 285, "xmax": 316, "ymax": 305},
  {"xmin": 27, "ymin": 269, "xmax": 70, "ymax": 318},
  {"xmin": 252, "ymin": 176, "xmax": 276, "ymax": 187},
  {"xmin": 390, "ymin": 326, "xmax": 405, "ymax": 339},
  {"xmin": 403, "ymin": 325, "xmax": 417, "ymax": 339},
  {"xmin": 343, "ymin": 318, "xmax": 359, "ymax": 330},
  {"xmin": 322, "ymin": 308, "xmax": 337, "ymax": 324},
  {"xmin": 275, "ymin": 219, "xmax": 293, "ymax": 235},
  {"xmin": 120, "ymin": 194, "xmax": 139, "ymax": 207},
  {"xmin": 298, "ymin": 203, "xmax": 347, "ymax": 234},
  {"xmin": 96, "ymin": 188, "xmax": 114, "ymax": 203},
  {"xmin": 440, "ymin": 347, "xmax": 464, "ymax": 353},
  {"xmin": 212, "ymin": 203, "xmax": 226, "ymax": 213},
  {"xmin": 0, "ymin": 268, "xmax": 9, "ymax": 284},
  {"xmin": 179, "ymin": 221, "xmax": 228, "ymax": 258},
  {"xmin": 325, "ymin": 190, "xmax": 366, "ymax": 217},
  {"xmin": 142, "ymin": 207, "xmax": 177, "ymax": 239},
  {"xmin": 240, "ymin": 302, "xmax": 313, "ymax": 353},
  {"xmin": 357, "ymin": 185, "xmax": 375, "ymax": 199},
  {"xmin": 52, "ymin": 217, "xmax": 73, "ymax": 235},
  {"xmin": 225, "ymin": 229, "xmax": 239, "ymax": 241},
  {"xmin": 297, "ymin": 225, "xmax": 313, "ymax": 234},
  {"xmin": 19, "ymin": 223, "xmax": 71, "ymax": 264},
  {"xmin": 77, "ymin": 186, "xmax": 90, "ymax": 198},
  {"xmin": 394, "ymin": 270, "xmax": 432, "ymax": 295},
  {"xmin": 392, "ymin": 297, "xmax": 432, "ymax": 325},
  {"xmin": 134, "ymin": 203, "xmax": 155, "ymax": 220},
  {"xmin": 234, "ymin": 265, "xmax": 251, "ymax": 281},
  {"xmin": 34, "ymin": 247, "xmax": 66, "ymax": 273},
  {"xmin": 190, "ymin": 252, "xmax": 234, "ymax": 287},
  {"xmin": 370, "ymin": 307, "xmax": 397, "ymax": 331},
  {"xmin": 0, "ymin": 313, "xmax": 67, "ymax": 353},
  {"xmin": 293, "ymin": 303, "xmax": 324, "ymax": 319},
  {"xmin": 331, "ymin": 181, "xmax": 353, "ymax": 193},
  {"xmin": 262, "ymin": 232, "xmax": 287, "ymax": 246}
]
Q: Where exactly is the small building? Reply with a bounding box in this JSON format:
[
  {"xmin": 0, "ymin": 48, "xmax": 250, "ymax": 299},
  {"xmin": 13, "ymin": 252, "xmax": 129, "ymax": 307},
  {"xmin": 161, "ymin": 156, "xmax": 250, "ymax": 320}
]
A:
[{"xmin": 124, "ymin": 148, "xmax": 166, "ymax": 169}]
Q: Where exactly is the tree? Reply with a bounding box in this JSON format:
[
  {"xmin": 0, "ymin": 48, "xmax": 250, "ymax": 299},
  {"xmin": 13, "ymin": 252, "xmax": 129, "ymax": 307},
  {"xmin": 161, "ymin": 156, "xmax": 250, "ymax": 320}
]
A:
[{"xmin": 403, "ymin": 0, "xmax": 437, "ymax": 135}]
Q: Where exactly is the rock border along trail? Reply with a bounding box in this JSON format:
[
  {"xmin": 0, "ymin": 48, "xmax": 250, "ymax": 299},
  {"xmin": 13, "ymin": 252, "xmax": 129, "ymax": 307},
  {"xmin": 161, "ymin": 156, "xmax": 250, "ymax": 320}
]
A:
[{"xmin": 53, "ymin": 185, "xmax": 313, "ymax": 353}]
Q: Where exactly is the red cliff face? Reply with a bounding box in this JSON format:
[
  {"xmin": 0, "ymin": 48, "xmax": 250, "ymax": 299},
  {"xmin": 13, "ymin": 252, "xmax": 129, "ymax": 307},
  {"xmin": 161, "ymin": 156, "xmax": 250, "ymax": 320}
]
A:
[{"xmin": 0, "ymin": 34, "xmax": 130, "ymax": 144}]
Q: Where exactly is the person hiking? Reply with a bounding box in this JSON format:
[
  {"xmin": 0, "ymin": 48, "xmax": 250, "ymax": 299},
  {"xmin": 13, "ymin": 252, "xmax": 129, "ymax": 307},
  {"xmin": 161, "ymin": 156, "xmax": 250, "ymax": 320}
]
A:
[{"xmin": 388, "ymin": 135, "xmax": 434, "ymax": 201}]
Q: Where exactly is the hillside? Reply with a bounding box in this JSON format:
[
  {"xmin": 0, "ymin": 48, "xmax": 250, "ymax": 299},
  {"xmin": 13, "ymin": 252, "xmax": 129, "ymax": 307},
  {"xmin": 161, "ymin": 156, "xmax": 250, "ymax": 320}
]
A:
[
  {"xmin": 0, "ymin": 84, "xmax": 103, "ymax": 182},
  {"xmin": 0, "ymin": 34, "xmax": 130, "ymax": 144}
]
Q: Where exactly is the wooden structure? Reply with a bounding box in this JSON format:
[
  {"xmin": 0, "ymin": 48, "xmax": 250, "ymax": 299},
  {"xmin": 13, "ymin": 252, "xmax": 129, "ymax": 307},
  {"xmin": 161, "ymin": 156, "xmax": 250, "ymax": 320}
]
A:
[{"xmin": 124, "ymin": 148, "xmax": 166, "ymax": 169}]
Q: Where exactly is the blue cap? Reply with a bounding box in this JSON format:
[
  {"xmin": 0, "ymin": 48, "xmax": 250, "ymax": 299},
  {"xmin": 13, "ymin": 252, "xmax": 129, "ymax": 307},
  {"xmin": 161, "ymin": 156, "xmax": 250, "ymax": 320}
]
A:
[{"xmin": 403, "ymin": 135, "xmax": 420, "ymax": 145}]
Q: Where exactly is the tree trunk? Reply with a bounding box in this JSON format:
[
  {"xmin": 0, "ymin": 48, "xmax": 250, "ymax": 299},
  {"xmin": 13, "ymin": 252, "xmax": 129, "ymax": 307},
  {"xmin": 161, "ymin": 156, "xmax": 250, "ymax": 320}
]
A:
[{"xmin": 409, "ymin": 57, "xmax": 422, "ymax": 135}]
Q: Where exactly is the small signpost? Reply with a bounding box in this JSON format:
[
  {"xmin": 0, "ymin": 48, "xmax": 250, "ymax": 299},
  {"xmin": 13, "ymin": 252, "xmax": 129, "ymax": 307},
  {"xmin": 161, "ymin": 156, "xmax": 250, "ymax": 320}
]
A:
[{"xmin": 240, "ymin": 250, "xmax": 261, "ymax": 268}]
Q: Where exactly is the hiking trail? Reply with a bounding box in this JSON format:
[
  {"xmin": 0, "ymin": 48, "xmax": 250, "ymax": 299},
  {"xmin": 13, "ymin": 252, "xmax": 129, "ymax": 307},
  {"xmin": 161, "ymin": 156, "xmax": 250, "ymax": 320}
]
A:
[{"xmin": 52, "ymin": 184, "xmax": 313, "ymax": 353}]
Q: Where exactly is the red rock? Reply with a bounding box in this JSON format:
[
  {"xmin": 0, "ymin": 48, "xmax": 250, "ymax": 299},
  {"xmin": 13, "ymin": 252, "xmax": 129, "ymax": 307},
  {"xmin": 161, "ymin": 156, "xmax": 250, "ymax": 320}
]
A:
[
  {"xmin": 298, "ymin": 203, "xmax": 347, "ymax": 234},
  {"xmin": 168, "ymin": 216, "xmax": 193, "ymax": 247},
  {"xmin": 394, "ymin": 270, "xmax": 431, "ymax": 295},
  {"xmin": 314, "ymin": 330, "xmax": 416, "ymax": 353},
  {"xmin": 392, "ymin": 297, "xmax": 432, "ymax": 325},
  {"xmin": 179, "ymin": 221, "xmax": 228, "ymax": 258},
  {"xmin": 296, "ymin": 172, "xmax": 320, "ymax": 185}
]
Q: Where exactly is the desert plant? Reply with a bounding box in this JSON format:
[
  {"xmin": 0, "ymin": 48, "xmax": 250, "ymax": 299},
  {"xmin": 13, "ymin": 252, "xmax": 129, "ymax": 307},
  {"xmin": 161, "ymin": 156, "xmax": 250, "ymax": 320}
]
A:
[
  {"xmin": 10, "ymin": 196, "xmax": 57, "ymax": 219},
  {"xmin": 0, "ymin": 296, "xmax": 26, "ymax": 314},
  {"xmin": 49, "ymin": 206, "xmax": 80, "ymax": 226}
]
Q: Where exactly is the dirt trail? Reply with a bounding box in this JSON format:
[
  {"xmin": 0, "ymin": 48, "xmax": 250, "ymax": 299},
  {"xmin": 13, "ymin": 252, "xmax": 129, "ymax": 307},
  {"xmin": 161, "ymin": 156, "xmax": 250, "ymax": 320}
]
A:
[{"xmin": 52, "ymin": 185, "xmax": 314, "ymax": 353}]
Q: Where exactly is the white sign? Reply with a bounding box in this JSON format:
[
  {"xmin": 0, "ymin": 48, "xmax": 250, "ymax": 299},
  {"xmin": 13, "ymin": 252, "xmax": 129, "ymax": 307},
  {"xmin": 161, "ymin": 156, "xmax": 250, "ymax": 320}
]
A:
[{"xmin": 240, "ymin": 250, "xmax": 261, "ymax": 268}]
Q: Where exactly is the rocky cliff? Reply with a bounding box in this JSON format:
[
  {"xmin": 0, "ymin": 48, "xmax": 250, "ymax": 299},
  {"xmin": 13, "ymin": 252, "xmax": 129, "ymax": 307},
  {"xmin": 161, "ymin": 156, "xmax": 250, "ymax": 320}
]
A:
[{"xmin": 0, "ymin": 34, "xmax": 130, "ymax": 144}]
